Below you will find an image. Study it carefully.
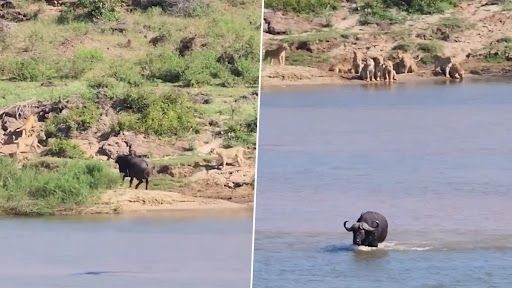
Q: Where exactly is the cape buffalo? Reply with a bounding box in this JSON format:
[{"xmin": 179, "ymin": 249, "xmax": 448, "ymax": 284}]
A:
[
  {"xmin": 344, "ymin": 211, "xmax": 388, "ymax": 247},
  {"xmin": 114, "ymin": 154, "xmax": 152, "ymax": 190}
]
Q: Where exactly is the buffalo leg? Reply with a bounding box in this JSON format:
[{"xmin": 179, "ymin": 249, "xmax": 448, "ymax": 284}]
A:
[
  {"xmin": 135, "ymin": 179, "xmax": 143, "ymax": 189},
  {"xmin": 145, "ymin": 179, "xmax": 149, "ymax": 190},
  {"xmin": 129, "ymin": 177, "xmax": 134, "ymax": 187}
]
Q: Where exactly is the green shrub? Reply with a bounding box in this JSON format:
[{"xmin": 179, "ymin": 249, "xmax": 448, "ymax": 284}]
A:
[
  {"xmin": 265, "ymin": 0, "xmax": 340, "ymax": 14},
  {"xmin": 234, "ymin": 58, "xmax": 260, "ymax": 86},
  {"xmin": 181, "ymin": 51, "xmax": 222, "ymax": 87},
  {"xmin": 67, "ymin": 47, "xmax": 105, "ymax": 79},
  {"xmin": 0, "ymin": 157, "xmax": 119, "ymax": 215},
  {"xmin": 46, "ymin": 100, "xmax": 101, "ymax": 137},
  {"xmin": 58, "ymin": 0, "xmax": 121, "ymax": 23},
  {"xmin": 417, "ymin": 40, "xmax": 443, "ymax": 54},
  {"xmin": 438, "ymin": 16, "xmax": 473, "ymax": 33},
  {"xmin": 383, "ymin": 0, "xmax": 459, "ymax": 14},
  {"xmin": 116, "ymin": 88, "xmax": 199, "ymax": 137},
  {"xmin": 0, "ymin": 58, "xmax": 55, "ymax": 81},
  {"xmin": 221, "ymin": 109, "xmax": 257, "ymax": 148},
  {"xmin": 46, "ymin": 139, "xmax": 86, "ymax": 159},
  {"xmin": 357, "ymin": 0, "xmax": 407, "ymax": 25},
  {"xmin": 109, "ymin": 61, "xmax": 143, "ymax": 86},
  {"xmin": 144, "ymin": 50, "xmax": 185, "ymax": 83},
  {"xmin": 391, "ymin": 41, "xmax": 415, "ymax": 52}
]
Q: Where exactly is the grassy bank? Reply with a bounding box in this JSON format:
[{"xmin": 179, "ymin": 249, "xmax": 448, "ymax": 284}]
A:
[
  {"xmin": 0, "ymin": 157, "xmax": 119, "ymax": 215},
  {"xmin": 0, "ymin": 0, "xmax": 260, "ymax": 215}
]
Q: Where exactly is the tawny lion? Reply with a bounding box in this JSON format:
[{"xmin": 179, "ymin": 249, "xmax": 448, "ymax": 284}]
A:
[
  {"xmin": 210, "ymin": 147, "xmax": 247, "ymax": 170},
  {"xmin": 264, "ymin": 43, "xmax": 290, "ymax": 65}
]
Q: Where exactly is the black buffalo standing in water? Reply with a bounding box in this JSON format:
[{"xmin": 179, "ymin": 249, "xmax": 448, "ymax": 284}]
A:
[{"xmin": 344, "ymin": 211, "xmax": 388, "ymax": 247}]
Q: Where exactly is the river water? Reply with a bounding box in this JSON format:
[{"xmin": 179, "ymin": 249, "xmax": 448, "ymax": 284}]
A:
[
  {"xmin": 253, "ymin": 79, "xmax": 512, "ymax": 288},
  {"xmin": 0, "ymin": 209, "xmax": 252, "ymax": 288}
]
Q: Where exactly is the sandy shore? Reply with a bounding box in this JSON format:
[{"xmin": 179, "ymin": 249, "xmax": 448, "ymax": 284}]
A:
[
  {"xmin": 261, "ymin": 65, "xmax": 512, "ymax": 91},
  {"xmin": 58, "ymin": 189, "xmax": 253, "ymax": 215}
]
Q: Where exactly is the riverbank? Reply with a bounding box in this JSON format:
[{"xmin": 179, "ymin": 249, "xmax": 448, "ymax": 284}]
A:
[
  {"xmin": 261, "ymin": 62, "xmax": 512, "ymax": 90},
  {"xmin": 262, "ymin": 0, "xmax": 512, "ymax": 89},
  {"xmin": 65, "ymin": 189, "xmax": 253, "ymax": 215}
]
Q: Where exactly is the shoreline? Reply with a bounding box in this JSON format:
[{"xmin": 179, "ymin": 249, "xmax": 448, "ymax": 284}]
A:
[
  {"xmin": 261, "ymin": 69, "xmax": 512, "ymax": 91},
  {"xmin": 55, "ymin": 189, "xmax": 254, "ymax": 216}
]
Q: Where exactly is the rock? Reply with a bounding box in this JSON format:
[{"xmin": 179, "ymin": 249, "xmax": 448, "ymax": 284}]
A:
[
  {"xmin": 0, "ymin": 9, "xmax": 32, "ymax": 22},
  {"xmin": 192, "ymin": 92, "xmax": 213, "ymax": 104},
  {"xmin": 148, "ymin": 34, "xmax": 168, "ymax": 46},
  {"xmin": 235, "ymin": 90, "xmax": 258, "ymax": 103},
  {"xmin": 41, "ymin": 80, "xmax": 56, "ymax": 87},
  {"xmin": 0, "ymin": 0, "xmax": 15, "ymax": 9},
  {"xmin": 111, "ymin": 22, "xmax": 128, "ymax": 33},
  {"xmin": 217, "ymin": 51, "xmax": 236, "ymax": 66},
  {"xmin": 263, "ymin": 10, "xmax": 288, "ymax": 35},
  {"xmin": 1, "ymin": 116, "xmax": 21, "ymax": 132},
  {"xmin": 97, "ymin": 137, "xmax": 129, "ymax": 160},
  {"xmin": 295, "ymin": 41, "xmax": 316, "ymax": 53},
  {"xmin": 177, "ymin": 35, "xmax": 203, "ymax": 56}
]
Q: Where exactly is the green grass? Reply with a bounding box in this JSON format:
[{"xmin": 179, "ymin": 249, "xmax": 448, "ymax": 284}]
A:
[
  {"xmin": 265, "ymin": 0, "xmax": 340, "ymax": 15},
  {"xmin": 286, "ymin": 50, "xmax": 331, "ymax": 67},
  {"xmin": 438, "ymin": 16, "xmax": 474, "ymax": 33},
  {"xmin": 0, "ymin": 157, "xmax": 119, "ymax": 215},
  {"xmin": 0, "ymin": 81, "xmax": 92, "ymax": 107},
  {"xmin": 417, "ymin": 40, "xmax": 443, "ymax": 54}
]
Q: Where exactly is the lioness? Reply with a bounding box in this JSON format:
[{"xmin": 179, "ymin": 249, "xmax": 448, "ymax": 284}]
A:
[
  {"xmin": 14, "ymin": 130, "xmax": 46, "ymax": 156},
  {"xmin": 372, "ymin": 55, "xmax": 385, "ymax": 81},
  {"xmin": 432, "ymin": 55, "xmax": 455, "ymax": 78},
  {"xmin": 396, "ymin": 52, "xmax": 419, "ymax": 74},
  {"xmin": 359, "ymin": 57, "xmax": 375, "ymax": 82},
  {"xmin": 383, "ymin": 60, "xmax": 397, "ymax": 82},
  {"xmin": 16, "ymin": 114, "xmax": 36, "ymax": 137},
  {"xmin": 449, "ymin": 62, "xmax": 465, "ymax": 80},
  {"xmin": 264, "ymin": 43, "xmax": 290, "ymax": 65},
  {"xmin": 210, "ymin": 147, "xmax": 247, "ymax": 170},
  {"xmin": 352, "ymin": 51, "xmax": 363, "ymax": 75}
]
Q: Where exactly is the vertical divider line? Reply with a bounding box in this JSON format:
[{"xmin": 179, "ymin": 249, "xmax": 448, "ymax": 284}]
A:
[{"xmin": 250, "ymin": 1, "xmax": 265, "ymax": 287}]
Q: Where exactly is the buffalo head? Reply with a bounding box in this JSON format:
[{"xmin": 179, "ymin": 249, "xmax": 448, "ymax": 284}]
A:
[{"xmin": 344, "ymin": 220, "xmax": 379, "ymax": 246}]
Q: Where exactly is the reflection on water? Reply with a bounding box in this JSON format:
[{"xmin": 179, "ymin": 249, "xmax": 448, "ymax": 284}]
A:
[
  {"xmin": 253, "ymin": 79, "xmax": 512, "ymax": 288},
  {"xmin": 0, "ymin": 210, "xmax": 252, "ymax": 288}
]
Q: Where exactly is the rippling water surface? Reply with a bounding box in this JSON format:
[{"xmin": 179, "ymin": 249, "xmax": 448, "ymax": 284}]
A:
[
  {"xmin": 254, "ymin": 79, "xmax": 512, "ymax": 288},
  {"xmin": 0, "ymin": 210, "xmax": 252, "ymax": 288}
]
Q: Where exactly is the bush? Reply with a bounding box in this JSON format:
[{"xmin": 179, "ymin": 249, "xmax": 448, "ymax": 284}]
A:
[
  {"xmin": 46, "ymin": 139, "xmax": 86, "ymax": 159},
  {"xmin": 0, "ymin": 57, "xmax": 55, "ymax": 81},
  {"xmin": 67, "ymin": 47, "xmax": 105, "ymax": 79},
  {"xmin": 116, "ymin": 88, "xmax": 199, "ymax": 137},
  {"xmin": 265, "ymin": 0, "xmax": 340, "ymax": 14},
  {"xmin": 221, "ymin": 107, "xmax": 257, "ymax": 148},
  {"xmin": 357, "ymin": 0, "xmax": 407, "ymax": 25},
  {"xmin": 144, "ymin": 50, "xmax": 185, "ymax": 83},
  {"xmin": 58, "ymin": 0, "xmax": 121, "ymax": 23},
  {"xmin": 45, "ymin": 100, "xmax": 101, "ymax": 137},
  {"xmin": 391, "ymin": 41, "xmax": 415, "ymax": 52},
  {"xmin": 181, "ymin": 51, "xmax": 222, "ymax": 87},
  {"xmin": 384, "ymin": 0, "xmax": 460, "ymax": 14},
  {"xmin": 417, "ymin": 40, "xmax": 443, "ymax": 54},
  {"xmin": 0, "ymin": 157, "xmax": 119, "ymax": 215}
]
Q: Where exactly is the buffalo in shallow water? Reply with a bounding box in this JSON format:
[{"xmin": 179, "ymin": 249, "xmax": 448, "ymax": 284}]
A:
[{"xmin": 344, "ymin": 211, "xmax": 388, "ymax": 248}]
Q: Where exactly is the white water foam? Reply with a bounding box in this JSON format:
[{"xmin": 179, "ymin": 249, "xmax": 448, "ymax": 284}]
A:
[{"xmin": 355, "ymin": 241, "xmax": 433, "ymax": 252}]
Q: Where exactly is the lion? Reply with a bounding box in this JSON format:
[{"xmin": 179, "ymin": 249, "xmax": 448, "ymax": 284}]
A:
[
  {"xmin": 432, "ymin": 55, "xmax": 455, "ymax": 78},
  {"xmin": 15, "ymin": 114, "xmax": 37, "ymax": 137},
  {"xmin": 448, "ymin": 62, "xmax": 465, "ymax": 80},
  {"xmin": 382, "ymin": 60, "xmax": 397, "ymax": 82},
  {"xmin": 210, "ymin": 147, "xmax": 247, "ymax": 170},
  {"xmin": 329, "ymin": 55, "xmax": 353, "ymax": 74},
  {"xmin": 352, "ymin": 51, "xmax": 364, "ymax": 75},
  {"xmin": 372, "ymin": 55, "xmax": 385, "ymax": 81},
  {"xmin": 264, "ymin": 43, "xmax": 290, "ymax": 65},
  {"xmin": 14, "ymin": 130, "xmax": 46, "ymax": 157},
  {"xmin": 396, "ymin": 52, "xmax": 420, "ymax": 74},
  {"xmin": 359, "ymin": 57, "xmax": 375, "ymax": 82}
]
